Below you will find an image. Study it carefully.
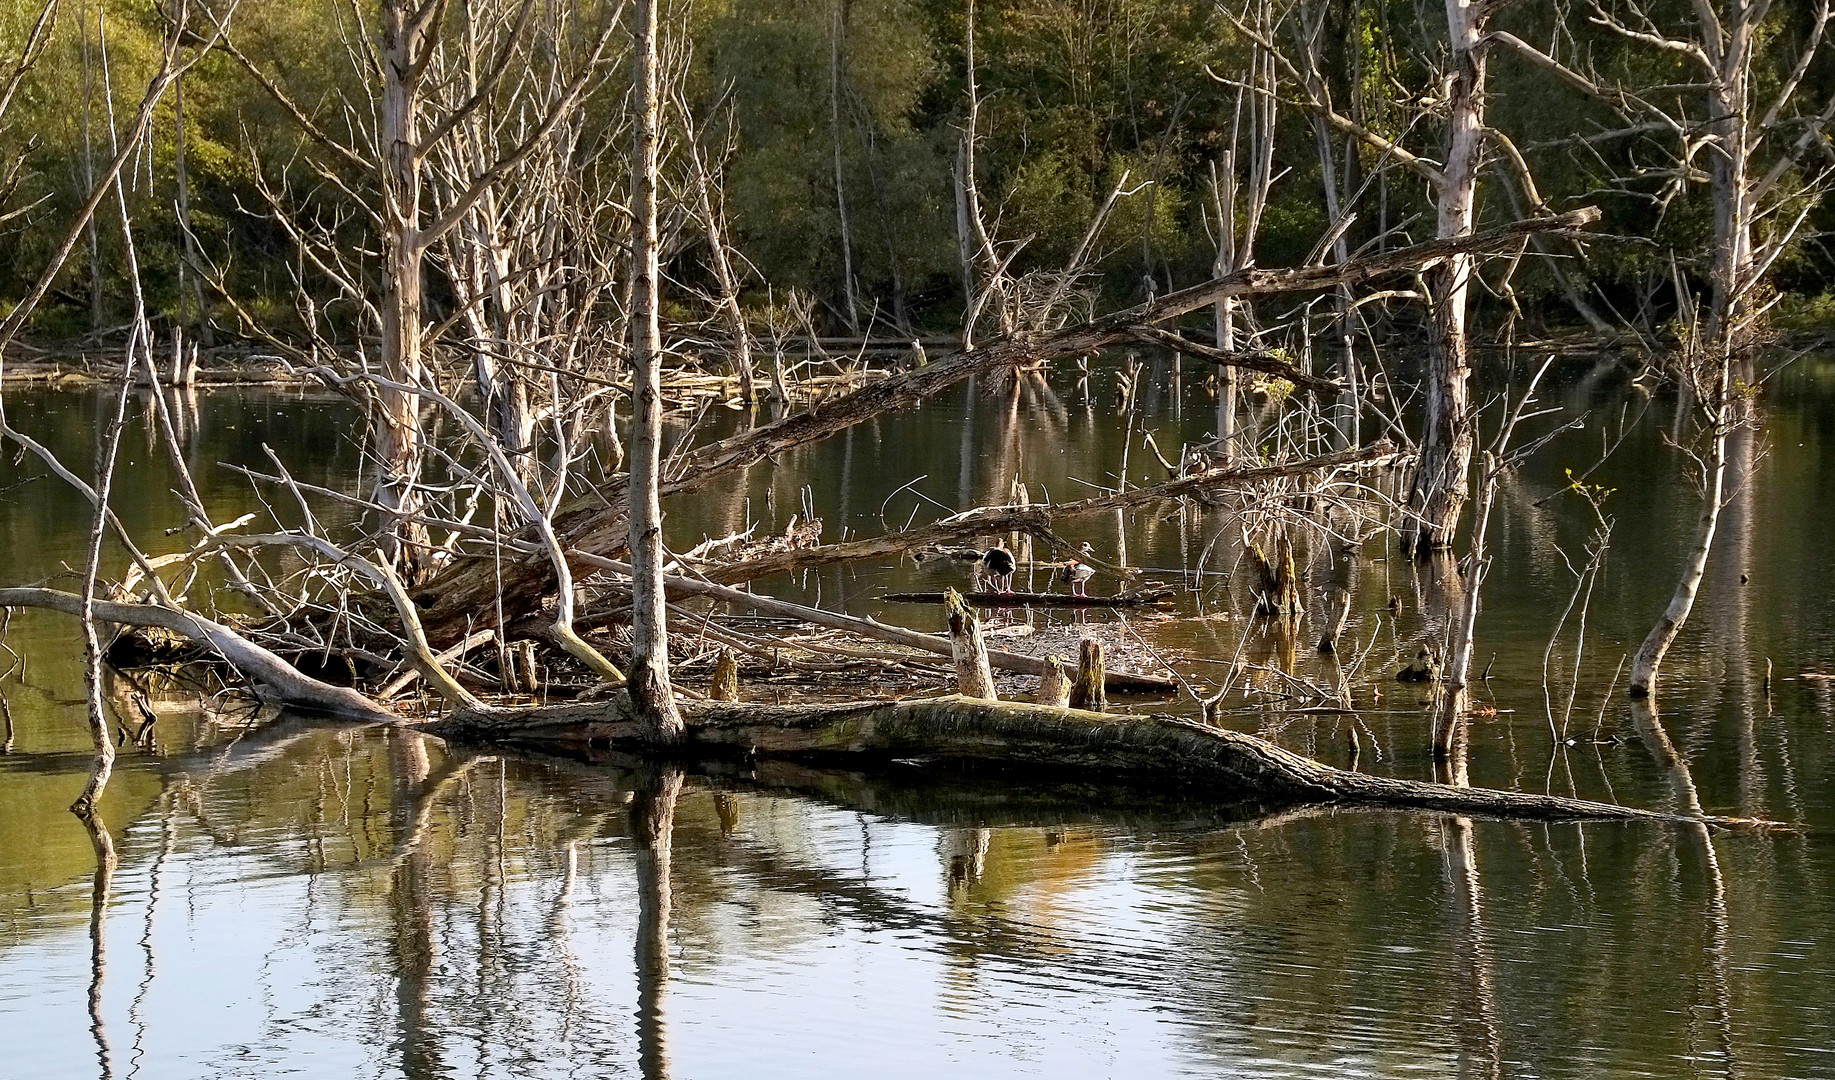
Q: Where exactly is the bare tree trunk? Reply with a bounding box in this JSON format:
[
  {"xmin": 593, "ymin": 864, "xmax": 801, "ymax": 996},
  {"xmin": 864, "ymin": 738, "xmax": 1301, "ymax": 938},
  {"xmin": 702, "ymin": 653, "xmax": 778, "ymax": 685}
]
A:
[
  {"xmin": 830, "ymin": 0, "xmax": 858, "ymax": 332},
  {"xmin": 81, "ymin": 0, "xmax": 103, "ymax": 332},
  {"xmin": 72, "ymin": 355, "xmax": 136, "ymax": 816},
  {"xmin": 1210, "ymin": 155, "xmax": 1239, "ymax": 461},
  {"xmin": 1630, "ymin": 365, "xmax": 1730, "ymax": 698},
  {"xmin": 629, "ymin": 0, "xmax": 683, "ymax": 741},
  {"xmin": 1402, "ymin": 0, "xmax": 1484, "ymax": 555},
  {"xmin": 694, "ymin": 163, "xmax": 755, "ymax": 402},
  {"xmin": 173, "ymin": 74, "xmax": 210, "ymax": 348},
  {"xmin": 377, "ymin": 0, "xmax": 433, "ymax": 582}
]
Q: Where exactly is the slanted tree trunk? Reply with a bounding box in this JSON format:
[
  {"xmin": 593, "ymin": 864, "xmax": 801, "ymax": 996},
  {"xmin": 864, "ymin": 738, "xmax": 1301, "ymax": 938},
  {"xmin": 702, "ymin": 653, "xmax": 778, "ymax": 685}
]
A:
[
  {"xmin": 1630, "ymin": 365, "xmax": 1731, "ymax": 698},
  {"xmin": 1402, "ymin": 0, "xmax": 1485, "ymax": 556},
  {"xmin": 628, "ymin": 0, "xmax": 683, "ymax": 741}
]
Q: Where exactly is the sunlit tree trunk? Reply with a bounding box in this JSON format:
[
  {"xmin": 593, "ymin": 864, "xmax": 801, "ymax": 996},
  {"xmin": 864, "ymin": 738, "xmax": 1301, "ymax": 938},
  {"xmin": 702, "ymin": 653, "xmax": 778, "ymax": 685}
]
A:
[
  {"xmin": 1630, "ymin": 364, "xmax": 1730, "ymax": 698},
  {"xmin": 629, "ymin": 0, "xmax": 683, "ymax": 740},
  {"xmin": 377, "ymin": 0, "xmax": 434, "ymax": 581},
  {"xmin": 1403, "ymin": 0, "xmax": 1484, "ymax": 555}
]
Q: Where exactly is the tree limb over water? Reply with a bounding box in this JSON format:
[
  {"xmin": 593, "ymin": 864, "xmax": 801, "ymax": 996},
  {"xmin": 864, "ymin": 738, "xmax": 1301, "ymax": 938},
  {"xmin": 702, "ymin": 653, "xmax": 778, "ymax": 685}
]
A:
[{"xmin": 416, "ymin": 211, "xmax": 1596, "ymax": 632}]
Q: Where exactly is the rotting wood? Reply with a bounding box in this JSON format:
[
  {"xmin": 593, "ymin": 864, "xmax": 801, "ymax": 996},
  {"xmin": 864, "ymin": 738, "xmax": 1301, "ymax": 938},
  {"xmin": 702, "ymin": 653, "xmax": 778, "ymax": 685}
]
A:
[
  {"xmin": 412, "ymin": 211, "xmax": 1599, "ymax": 632},
  {"xmin": 1068, "ymin": 639, "xmax": 1107, "ymax": 712},
  {"xmin": 1038, "ymin": 656, "xmax": 1071, "ymax": 706},
  {"xmin": 710, "ymin": 649, "xmax": 740, "ymax": 702},
  {"xmin": 571, "ymin": 552, "xmax": 1176, "ymax": 692},
  {"xmin": 945, "ymin": 589, "xmax": 998, "ymax": 701},
  {"xmin": 426, "ymin": 693, "xmax": 1767, "ymax": 825},
  {"xmin": 884, "ymin": 588, "xmax": 1174, "ymax": 608}
]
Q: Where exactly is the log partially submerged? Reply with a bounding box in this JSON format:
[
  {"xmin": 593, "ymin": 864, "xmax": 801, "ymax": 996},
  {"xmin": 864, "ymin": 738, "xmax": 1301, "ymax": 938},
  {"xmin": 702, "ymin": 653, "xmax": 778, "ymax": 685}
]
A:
[
  {"xmin": 573, "ymin": 551, "xmax": 1178, "ymax": 692},
  {"xmin": 413, "ymin": 211, "xmax": 1599, "ymax": 633},
  {"xmin": 882, "ymin": 588, "xmax": 1174, "ymax": 608},
  {"xmin": 428, "ymin": 692, "xmax": 1733, "ymax": 824},
  {"xmin": 0, "ymin": 587, "xmax": 398, "ymax": 722}
]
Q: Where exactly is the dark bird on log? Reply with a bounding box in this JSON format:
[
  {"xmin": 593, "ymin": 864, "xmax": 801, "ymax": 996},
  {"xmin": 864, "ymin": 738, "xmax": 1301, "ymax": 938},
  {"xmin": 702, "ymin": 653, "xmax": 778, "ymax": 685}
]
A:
[
  {"xmin": 1057, "ymin": 542, "xmax": 1097, "ymax": 596},
  {"xmin": 979, "ymin": 546, "xmax": 1017, "ymax": 593}
]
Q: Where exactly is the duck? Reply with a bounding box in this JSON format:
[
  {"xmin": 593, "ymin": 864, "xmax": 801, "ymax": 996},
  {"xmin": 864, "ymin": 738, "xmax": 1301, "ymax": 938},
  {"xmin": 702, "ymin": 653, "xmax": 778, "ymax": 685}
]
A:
[
  {"xmin": 1057, "ymin": 543, "xmax": 1097, "ymax": 596},
  {"xmin": 979, "ymin": 545, "xmax": 1017, "ymax": 593}
]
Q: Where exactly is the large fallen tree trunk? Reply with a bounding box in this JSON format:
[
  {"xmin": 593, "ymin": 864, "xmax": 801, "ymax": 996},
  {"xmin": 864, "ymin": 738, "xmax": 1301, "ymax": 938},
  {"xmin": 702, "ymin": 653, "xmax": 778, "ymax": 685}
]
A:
[
  {"xmin": 572, "ymin": 552, "xmax": 1177, "ymax": 691},
  {"xmin": 412, "ymin": 211, "xmax": 1598, "ymax": 633},
  {"xmin": 882, "ymin": 590, "xmax": 1173, "ymax": 608},
  {"xmin": 428, "ymin": 691, "xmax": 1742, "ymax": 824},
  {"xmin": 694, "ymin": 443, "xmax": 1403, "ymax": 585}
]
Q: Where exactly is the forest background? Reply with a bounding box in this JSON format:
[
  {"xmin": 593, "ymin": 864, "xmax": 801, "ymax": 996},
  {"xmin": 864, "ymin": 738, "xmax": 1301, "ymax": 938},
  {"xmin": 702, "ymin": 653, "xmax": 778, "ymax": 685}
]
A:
[{"xmin": 5, "ymin": 0, "xmax": 1833, "ymax": 349}]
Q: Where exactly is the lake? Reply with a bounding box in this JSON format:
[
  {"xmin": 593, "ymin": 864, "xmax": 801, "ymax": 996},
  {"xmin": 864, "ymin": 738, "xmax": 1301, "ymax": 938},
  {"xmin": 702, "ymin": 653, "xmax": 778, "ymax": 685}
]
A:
[{"xmin": 2, "ymin": 352, "xmax": 1833, "ymax": 1078}]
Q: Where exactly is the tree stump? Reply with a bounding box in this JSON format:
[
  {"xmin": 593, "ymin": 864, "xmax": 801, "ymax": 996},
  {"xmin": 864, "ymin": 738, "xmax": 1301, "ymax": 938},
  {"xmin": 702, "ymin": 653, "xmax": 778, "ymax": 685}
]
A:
[
  {"xmin": 1038, "ymin": 655, "xmax": 1071, "ymax": 707},
  {"xmin": 1396, "ymin": 645, "xmax": 1441, "ymax": 682},
  {"xmin": 1318, "ymin": 586, "xmax": 1354, "ymax": 653},
  {"xmin": 710, "ymin": 649, "xmax": 740, "ymax": 702},
  {"xmin": 945, "ymin": 588, "xmax": 998, "ymax": 700},
  {"xmin": 1068, "ymin": 639, "xmax": 1107, "ymax": 712}
]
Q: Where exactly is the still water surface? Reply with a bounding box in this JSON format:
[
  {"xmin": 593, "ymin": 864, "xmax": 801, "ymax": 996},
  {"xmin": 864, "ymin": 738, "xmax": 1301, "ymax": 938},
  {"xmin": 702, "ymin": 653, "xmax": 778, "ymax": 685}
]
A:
[{"xmin": 2, "ymin": 357, "xmax": 1834, "ymax": 1078}]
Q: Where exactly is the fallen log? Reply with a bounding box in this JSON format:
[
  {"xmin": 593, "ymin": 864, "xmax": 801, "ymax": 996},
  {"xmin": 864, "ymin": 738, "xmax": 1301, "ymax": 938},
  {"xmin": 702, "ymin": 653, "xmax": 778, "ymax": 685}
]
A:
[
  {"xmin": 695, "ymin": 443, "xmax": 1402, "ymax": 586},
  {"xmin": 427, "ymin": 692, "xmax": 1743, "ymax": 824},
  {"xmin": 571, "ymin": 552, "xmax": 1178, "ymax": 692},
  {"xmin": 0, "ymin": 587, "xmax": 398, "ymax": 722},
  {"xmin": 882, "ymin": 589, "xmax": 1175, "ymax": 608},
  {"xmin": 414, "ymin": 211, "xmax": 1598, "ymax": 631}
]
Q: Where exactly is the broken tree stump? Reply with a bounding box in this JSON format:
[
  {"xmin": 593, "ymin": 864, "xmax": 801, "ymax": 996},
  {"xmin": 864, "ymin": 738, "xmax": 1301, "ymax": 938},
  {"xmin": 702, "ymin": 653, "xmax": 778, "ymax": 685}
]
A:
[
  {"xmin": 946, "ymin": 588, "xmax": 999, "ymax": 701},
  {"xmin": 711, "ymin": 649, "xmax": 741, "ymax": 702},
  {"xmin": 1318, "ymin": 587, "xmax": 1354, "ymax": 653},
  {"xmin": 1068, "ymin": 639, "xmax": 1107, "ymax": 712},
  {"xmin": 1039, "ymin": 655, "xmax": 1072, "ymax": 707}
]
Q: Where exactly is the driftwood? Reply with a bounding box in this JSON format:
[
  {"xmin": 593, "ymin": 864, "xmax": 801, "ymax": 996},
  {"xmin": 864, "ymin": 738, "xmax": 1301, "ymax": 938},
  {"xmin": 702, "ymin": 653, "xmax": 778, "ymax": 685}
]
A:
[
  {"xmin": 883, "ymin": 588, "xmax": 1173, "ymax": 608},
  {"xmin": 0, "ymin": 587, "xmax": 397, "ymax": 721},
  {"xmin": 414, "ymin": 210, "xmax": 1597, "ymax": 631},
  {"xmin": 571, "ymin": 552, "xmax": 1177, "ymax": 692},
  {"xmin": 427, "ymin": 692, "xmax": 1739, "ymax": 824}
]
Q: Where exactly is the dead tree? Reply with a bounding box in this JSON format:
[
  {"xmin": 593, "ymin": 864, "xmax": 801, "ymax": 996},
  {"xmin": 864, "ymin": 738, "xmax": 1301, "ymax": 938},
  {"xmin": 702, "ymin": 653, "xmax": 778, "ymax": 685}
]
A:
[
  {"xmin": 220, "ymin": 0, "xmax": 617, "ymax": 581},
  {"xmin": 627, "ymin": 0, "xmax": 683, "ymax": 741},
  {"xmin": 1629, "ymin": 358, "xmax": 1733, "ymax": 698},
  {"xmin": 411, "ymin": 210, "xmax": 1599, "ymax": 637},
  {"xmin": 1492, "ymin": 0, "xmax": 1835, "ymax": 360},
  {"xmin": 1231, "ymin": 0, "xmax": 1527, "ymax": 554}
]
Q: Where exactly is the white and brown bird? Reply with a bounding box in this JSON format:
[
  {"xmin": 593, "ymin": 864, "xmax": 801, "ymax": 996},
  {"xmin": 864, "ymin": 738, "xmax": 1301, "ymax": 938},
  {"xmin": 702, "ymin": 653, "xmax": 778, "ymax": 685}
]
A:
[{"xmin": 1057, "ymin": 543, "xmax": 1097, "ymax": 596}]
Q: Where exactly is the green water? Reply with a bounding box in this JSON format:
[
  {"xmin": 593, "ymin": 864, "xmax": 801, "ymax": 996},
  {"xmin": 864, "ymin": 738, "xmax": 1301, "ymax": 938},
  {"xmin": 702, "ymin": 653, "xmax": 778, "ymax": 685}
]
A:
[{"xmin": 1, "ymin": 358, "xmax": 1832, "ymax": 1078}]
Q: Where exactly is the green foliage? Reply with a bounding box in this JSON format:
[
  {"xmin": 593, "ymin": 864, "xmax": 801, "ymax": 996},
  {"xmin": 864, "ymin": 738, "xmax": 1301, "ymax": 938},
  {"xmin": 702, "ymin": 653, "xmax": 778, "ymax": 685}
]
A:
[{"xmin": 1, "ymin": 0, "xmax": 1833, "ymax": 340}]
